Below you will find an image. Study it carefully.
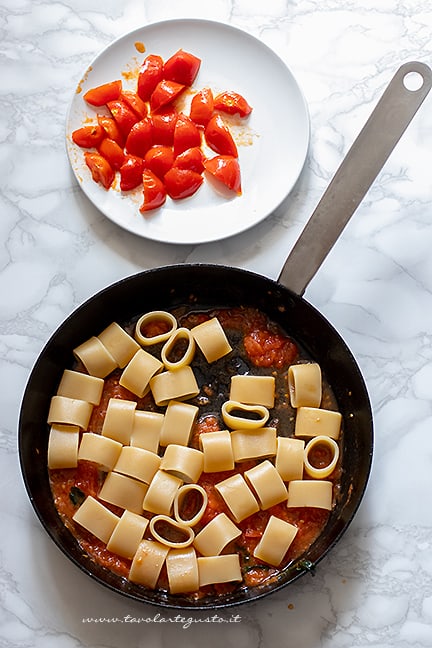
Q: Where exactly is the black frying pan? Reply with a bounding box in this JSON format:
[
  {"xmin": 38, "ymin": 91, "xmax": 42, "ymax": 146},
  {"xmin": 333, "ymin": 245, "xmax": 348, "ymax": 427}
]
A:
[{"xmin": 18, "ymin": 62, "xmax": 431, "ymax": 609}]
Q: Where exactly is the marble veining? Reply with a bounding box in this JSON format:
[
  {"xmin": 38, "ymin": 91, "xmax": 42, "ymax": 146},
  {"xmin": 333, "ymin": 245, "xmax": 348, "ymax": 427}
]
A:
[{"xmin": 1, "ymin": 1, "xmax": 432, "ymax": 646}]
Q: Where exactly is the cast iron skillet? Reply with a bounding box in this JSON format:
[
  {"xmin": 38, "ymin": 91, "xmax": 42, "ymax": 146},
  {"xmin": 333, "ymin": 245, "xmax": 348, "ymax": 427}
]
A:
[{"xmin": 19, "ymin": 62, "xmax": 431, "ymax": 609}]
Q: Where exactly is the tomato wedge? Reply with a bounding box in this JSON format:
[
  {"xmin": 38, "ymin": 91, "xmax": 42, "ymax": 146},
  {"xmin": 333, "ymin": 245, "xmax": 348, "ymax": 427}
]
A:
[
  {"xmin": 72, "ymin": 124, "xmax": 104, "ymax": 148},
  {"xmin": 205, "ymin": 114, "xmax": 238, "ymax": 157},
  {"xmin": 150, "ymin": 110, "xmax": 178, "ymax": 146},
  {"xmin": 107, "ymin": 99, "xmax": 140, "ymax": 138},
  {"xmin": 164, "ymin": 167, "xmax": 203, "ymax": 200},
  {"xmin": 213, "ymin": 91, "xmax": 252, "ymax": 117},
  {"xmin": 84, "ymin": 151, "xmax": 115, "ymax": 189},
  {"xmin": 137, "ymin": 54, "xmax": 164, "ymax": 102},
  {"xmin": 83, "ymin": 80, "xmax": 122, "ymax": 106},
  {"xmin": 150, "ymin": 79, "xmax": 185, "ymax": 112},
  {"xmin": 97, "ymin": 115, "xmax": 124, "ymax": 147},
  {"xmin": 173, "ymin": 114, "xmax": 201, "ymax": 157},
  {"xmin": 124, "ymin": 118, "xmax": 153, "ymax": 157},
  {"xmin": 190, "ymin": 87, "xmax": 214, "ymax": 126},
  {"xmin": 140, "ymin": 170, "xmax": 167, "ymax": 213},
  {"xmin": 173, "ymin": 147, "xmax": 204, "ymax": 173},
  {"xmin": 144, "ymin": 145, "xmax": 175, "ymax": 180},
  {"xmin": 98, "ymin": 138, "xmax": 125, "ymax": 171},
  {"xmin": 120, "ymin": 91, "xmax": 148, "ymax": 119},
  {"xmin": 119, "ymin": 155, "xmax": 144, "ymax": 191},
  {"xmin": 163, "ymin": 49, "xmax": 201, "ymax": 86},
  {"xmin": 203, "ymin": 155, "xmax": 242, "ymax": 194}
]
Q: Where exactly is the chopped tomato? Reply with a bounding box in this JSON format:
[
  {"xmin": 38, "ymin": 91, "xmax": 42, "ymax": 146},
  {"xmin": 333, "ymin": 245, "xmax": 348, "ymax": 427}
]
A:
[
  {"xmin": 150, "ymin": 79, "xmax": 185, "ymax": 112},
  {"xmin": 83, "ymin": 80, "xmax": 122, "ymax": 106},
  {"xmin": 243, "ymin": 328, "xmax": 298, "ymax": 368},
  {"xmin": 120, "ymin": 91, "xmax": 148, "ymax": 119},
  {"xmin": 173, "ymin": 114, "xmax": 201, "ymax": 157},
  {"xmin": 190, "ymin": 87, "xmax": 214, "ymax": 126},
  {"xmin": 144, "ymin": 145, "xmax": 175, "ymax": 180},
  {"xmin": 213, "ymin": 91, "xmax": 252, "ymax": 117},
  {"xmin": 163, "ymin": 49, "xmax": 201, "ymax": 86},
  {"xmin": 173, "ymin": 146, "xmax": 204, "ymax": 173},
  {"xmin": 124, "ymin": 118, "xmax": 153, "ymax": 157},
  {"xmin": 98, "ymin": 138, "xmax": 125, "ymax": 171},
  {"xmin": 140, "ymin": 170, "xmax": 167, "ymax": 212},
  {"xmin": 164, "ymin": 167, "xmax": 203, "ymax": 200},
  {"xmin": 150, "ymin": 110, "xmax": 178, "ymax": 145},
  {"xmin": 119, "ymin": 155, "xmax": 144, "ymax": 191},
  {"xmin": 97, "ymin": 115, "xmax": 124, "ymax": 147},
  {"xmin": 72, "ymin": 124, "xmax": 104, "ymax": 148},
  {"xmin": 137, "ymin": 54, "xmax": 164, "ymax": 101},
  {"xmin": 107, "ymin": 99, "xmax": 140, "ymax": 138},
  {"xmin": 204, "ymin": 155, "xmax": 241, "ymax": 194},
  {"xmin": 205, "ymin": 114, "xmax": 238, "ymax": 157},
  {"xmin": 84, "ymin": 151, "xmax": 115, "ymax": 189}
]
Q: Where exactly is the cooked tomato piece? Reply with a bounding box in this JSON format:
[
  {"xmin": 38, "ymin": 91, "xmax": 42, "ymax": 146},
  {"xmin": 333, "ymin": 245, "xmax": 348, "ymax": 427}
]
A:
[
  {"xmin": 97, "ymin": 115, "xmax": 124, "ymax": 147},
  {"xmin": 173, "ymin": 114, "xmax": 201, "ymax": 157},
  {"xmin": 163, "ymin": 49, "xmax": 201, "ymax": 86},
  {"xmin": 150, "ymin": 110, "xmax": 178, "ymax": 145},
  {"xmin": 137, "ymin": 54, "xmax": 164, "ymax": 101},
  {"xmin": 144, "ymin": 145, "xmax": 175, "ymax": 180},
  {"xmin": 243, "ymin": 328, "xmax": 298, "ymax": 368},
  {"xmin": 203, "ymin": 155, "xmax": 241, "ymax": 194},
  {"xmin": 173, "ymin": 146, "xmax": 204, "ymax": 173},
  {"xmin": 140, "ymin": 170, "xmax": 167, "ymax": 212},
  {"xmin": 190, "ymin": 87, "xmax": 214, "ymax": 126},
  {"xmin": 164, "ymin": 167, "xmax": 203, "ymax": 200},
  {"xmin": 124, "ymin": 118, "xmax": 153, "ymax": 157},
  {"xmin": 84, "ymin": 151, "xmax": 115, "ymax": 189},
  {"xmin": 83, "ymin": 80, "xmax": 122, "ymax": 106},
  {"xmin": 120, "ymin": 91, "xmax": 148, "ymax": 119},
  {"xmin": 205, "ymin": 114, "xmax": 238, "ymax": 157},
  {"xmin": 119, "ymin": 155, "xmax": 144, "ymax": 191},
  {"xmin": 98, "ymin": 138, "xmax": 125, "ymax": 171},
  {"xmin": 71, "ymin": 124, "xmax": 105, "ymax": 148},
  {"xmin": 213, "ymin": 91, "xmax": 252, "ymax": 117},
  {"xmin": 107, "ymin": 99, "xmax": 140, "ymax": 138},
  {"xmin": 150, "ymin": 79, "xmax": 185, "ymax": 112}
]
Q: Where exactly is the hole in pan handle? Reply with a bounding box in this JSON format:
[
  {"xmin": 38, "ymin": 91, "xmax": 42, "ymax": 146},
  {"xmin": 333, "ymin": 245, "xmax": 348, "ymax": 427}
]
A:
[{"xmin": 278, "ymin": 61, "xmax": 432, "ymax": 296}]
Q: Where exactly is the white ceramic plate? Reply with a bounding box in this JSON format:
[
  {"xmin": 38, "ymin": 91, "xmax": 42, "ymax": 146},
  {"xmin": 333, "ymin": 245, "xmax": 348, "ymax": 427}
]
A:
[{"xmin": 66, "ymin": 19, "xmax": 310, "ymax": 244}]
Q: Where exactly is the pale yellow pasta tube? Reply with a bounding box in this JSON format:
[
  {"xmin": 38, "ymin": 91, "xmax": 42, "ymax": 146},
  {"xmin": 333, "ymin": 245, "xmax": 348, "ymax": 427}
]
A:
[
  {"xmin": 130, "ymin": 410, "xmax": 164, "ymax": 453},
  {"xmin": 221, "ymin": 399, "xmax": 269, "ymax": 430},
  {"xmin": 166, "ymin": 547, "xmax": 199, "ymax": 594},
  {"xmin": 229, "ymin": 375, "xmax": 275, "ymax": 408},
  {"xmin": 56, "ymin": 369, "xmax": 104, "ymax": 405},
  {"xmin": 294, "ymin": 407, "xmax": 342, "ymax": 440},
  {"xmin": 161, "ymin": 327, "xmax": 196, "ymax": 370},
  {"xmin": 98, "ymin": 322, "xmax": 140, "ymax": 368},
  {"xmin": 173, "ymin": 484, "xmax": 208, "ymax": 527},
  {"xmin": 78, "ymin": 432, "xmax": 123, "ymax": 471},
  {"xmin": 134, "ymin": 311, "xmax": 177, "ymax": 346},
  {"xmin": 191, "ymin": 317, "xmax": 232, "ymax": 363},
  {"xmin": 197, "ymin": 554, "xmax": 242, "ymax": 586},
  {"xmin": 230, "ymin": 427, "xmax": 277, "ymax": 462},
  {"xmin": 114, "ymin": 446, "xmax": 161, "ymax": 484},
  {"xmin": 149, "ymin": 365, "xmax": 200, "ymax": 406},
  {"xmin": 159, "ymin": 400, "xmax": 199, "ymax": 447},
  {"xmin": 160, "ymin": 444, "xmax": 203, "ymax": 483},
  {"xmin": 193, "ymin": 513, "xmax": 241, "ymax": 557},
  {"xmin": 244, "ymin": 460, "xmax": 288, "ymax": 509},
  {"xmin": 119, "ymin": 349, "xmax": 163, "ymax": 398},
  {"xmin": 288, "ymin": 363, "xmax": 322, "ymax": 408},
  {"xmin": 129, "ymin": 539, "xmax": 169, "ymax": 588},
  {"xmin": 47, "ymin": 424, "xmax": 80, "ymax": 469},
  {"xmin": 106, "ymin": 510, "xmax": 149, "ymax": 559},
  {"xmin": 98, "ymin": 471, "xmax": 148, "ymax": 515},
  {"xmin": 73, "ymin": 336, "xmax": 117, "ymax": 378},
  {"xmin": 253, "ymin": 515, "xmax": 298, "ymax": 566},
  {"xmin": 287, "ymin": 480, "xmax": 333, "ymax": 510},
  {"xmin": 101, "ymin": 397, "xmax": 137, "ymax": 445},
  {"xmin": 47, "ymin": 395, "xmax": 93, "ymax": 430},
  {"xmin": 199, "ymin": 429, "xmax": 234, "ymax": 472},
  {"xmin": 142, "ymin": 470, "xmax": 183, "ymax": 516},
  {"xmin": 303, "ymin": 435, "xmax": 340, "ymax": 479},
  {"xmin": 275, "ymin": 437, "xmax": 305, "ymax": 481},
  {"xmin": 72, "ymin": 496, "xmax": 119, "ymax": 543},
  {"xmin": 215, "ymin": 473, "xmax": 259, "ymax": 522},
  {"xmin": 149, "ymin": 515, "xmax": 195, "ymax": 549}
]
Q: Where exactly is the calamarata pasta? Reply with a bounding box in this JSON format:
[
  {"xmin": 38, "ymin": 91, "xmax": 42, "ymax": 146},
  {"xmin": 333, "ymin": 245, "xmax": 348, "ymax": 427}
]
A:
[{"xmin": 48, "ymin": 305, "xmax": 343, "ymax": 599}]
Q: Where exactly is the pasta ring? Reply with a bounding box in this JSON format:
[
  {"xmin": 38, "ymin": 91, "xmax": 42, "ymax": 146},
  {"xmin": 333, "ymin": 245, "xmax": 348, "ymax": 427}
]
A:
[
  {"xmin": 135, "ymin": 311, "xmax": 177, "ymax": 346},
  {"xmin": 149, "ymin": 514, "xmax": 195, "ymax": 549},
  {"xmin": 173, "ymin": 484, "xmax": 208, "ymax": 527},
  {"xmin": 303, "ymin": 435, "xmax": 340, "ymax": 479},
  {"xmin": 161, "ymin": 327, "xmax": 196, "ymax": 370},
  {"xmin": 221, "ymin": 400, "xmax": 270, "ymax": 430}
]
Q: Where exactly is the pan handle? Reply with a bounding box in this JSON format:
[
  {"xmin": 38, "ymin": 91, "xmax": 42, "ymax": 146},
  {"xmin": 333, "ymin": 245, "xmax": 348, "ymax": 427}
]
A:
[{"xmin": 278, "ymin": 61, "xmax": 432, "ymax": 296}]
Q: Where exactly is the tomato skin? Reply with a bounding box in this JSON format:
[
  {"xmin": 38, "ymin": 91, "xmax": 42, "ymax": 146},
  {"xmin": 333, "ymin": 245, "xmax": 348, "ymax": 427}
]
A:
[
  {"xmin": 120, "ymin": 91, "xmax": 148, "ymax": 119},
  {"xmin": 72, "ymin": 124, "xmax": 105, "ymax": 148},
  {"xmin": 150, "ymin": 110, "xmax": 178, "ymax": 146},
  {"xmin": 107, "ymin": 99, "xmax": 140, "ymax": 138},
  {"xmin": 144, "ymin": 145, "xmax": 175, "ymax": 180},
  {"xmin": 164, "ymin": 167, "xmax": 204, "ymax": 200},
  {"xmin": 203, "ymin": 155, "xmax": 242, "ymax": 194},
  {"xmin": 137, "ymin": 54, "xmax": 164, "ymax": 101},
  {"xmin": 190, "ymin": 87, "xmax": 214, "ymax": 126},
  {"xmin": 140, "ymin": 170, "xmax": 167, "ymax": 212},
  {"xmin": 150, "ymin": 79, "xmax": 185, "ymax": 112},
  {"xmin": 163, "ymin": 49, "xmax": 201, "ymax": 86},
  {"xmin": 205, "ymin": 114, "xmax": 238, "ymax": 157},
  {"xmin": 97, "ymin": 115, "xmax": 124, "ymax": 147},
  {"xmin": 213, "ymin": 91, "xmax": 252, "ymax": 117},
  {"xmin": 119, "ymin": 155, "xmax": 144, "ymax": 191},
  {"xmin": 83, "ymin": 80, "xmax": 122, "ymax": 106},
  {"xmin": 84, "ymin": 151, "xmax": 115, "ymax": 189},
  {"xmin": 98, "ymin": 138, "xmax": 125, "ymax": 171},
  {"xmin": 173, "ymin": 114, "xmax": 201, "ymax": 157},
  {"xmin": 124, "ymin": 118, "xmax": 153, "ymax": 157},
  {"xmin": 173, "ymin": 146, "xmax": 204, "ymax": 173}
]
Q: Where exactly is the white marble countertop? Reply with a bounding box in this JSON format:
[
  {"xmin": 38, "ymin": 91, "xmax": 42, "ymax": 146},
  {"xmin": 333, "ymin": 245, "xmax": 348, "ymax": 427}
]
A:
[{"xmin": 2, "ymin": 1, "xmax": 432, "ymax": 646}]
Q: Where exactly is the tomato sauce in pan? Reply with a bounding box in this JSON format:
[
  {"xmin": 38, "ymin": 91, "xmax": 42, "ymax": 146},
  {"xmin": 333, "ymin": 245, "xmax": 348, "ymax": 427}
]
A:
[{"xmin": 49, "ymin": 306, "xmax": 342, "ymax": 599}]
